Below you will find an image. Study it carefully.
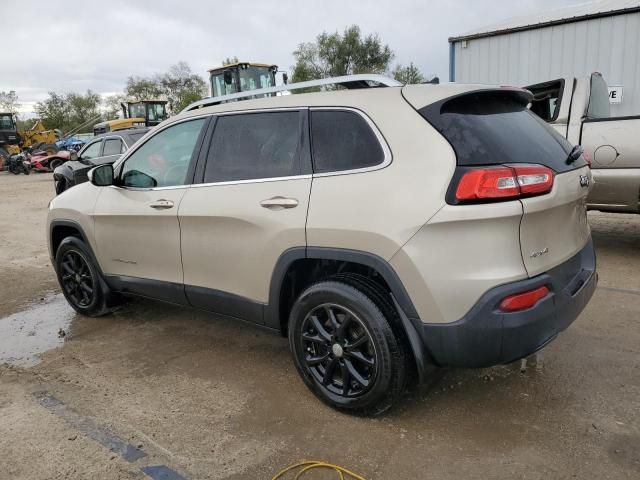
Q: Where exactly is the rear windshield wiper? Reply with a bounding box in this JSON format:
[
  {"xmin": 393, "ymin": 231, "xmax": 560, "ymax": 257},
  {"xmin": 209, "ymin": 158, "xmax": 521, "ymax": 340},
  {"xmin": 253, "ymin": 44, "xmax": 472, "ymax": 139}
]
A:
[{"xmin": 566, "ymin": 145, "xmax": 583, "ymax": 165}]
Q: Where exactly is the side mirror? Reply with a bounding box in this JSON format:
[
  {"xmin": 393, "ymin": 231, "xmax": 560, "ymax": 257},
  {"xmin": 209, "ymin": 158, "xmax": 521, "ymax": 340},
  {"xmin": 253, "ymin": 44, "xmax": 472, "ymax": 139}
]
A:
[
  {"xmin": 88, "ymin": 164, "xmax": 114, "ymax": 187},
  {"xmin": 70, "ymin": 151, "xmax": 78, "ymax": 161},
  {"xmin": 223, "ymin": 70, "xmax": 233, "ymax": 85}
]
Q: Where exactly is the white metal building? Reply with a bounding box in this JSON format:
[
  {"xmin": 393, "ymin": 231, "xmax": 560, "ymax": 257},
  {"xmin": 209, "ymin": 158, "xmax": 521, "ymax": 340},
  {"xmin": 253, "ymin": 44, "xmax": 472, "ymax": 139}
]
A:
[{"xmin": 449, "ymin": 0, "xmax": 640, "ymax": 116}]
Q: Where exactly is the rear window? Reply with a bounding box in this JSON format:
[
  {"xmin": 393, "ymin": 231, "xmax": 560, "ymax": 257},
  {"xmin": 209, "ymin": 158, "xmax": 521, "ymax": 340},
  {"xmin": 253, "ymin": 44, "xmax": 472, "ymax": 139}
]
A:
[
  {"xmin": 310, "ymin": 110, "xmax": 385, "ymax": 173},
  {"xmin": 419, "ymin": 91, "xmax": 583, "ymax": 173},
  {"xmin": 204, "ymin": 111, "xmax": 301, "ymax": 183}
]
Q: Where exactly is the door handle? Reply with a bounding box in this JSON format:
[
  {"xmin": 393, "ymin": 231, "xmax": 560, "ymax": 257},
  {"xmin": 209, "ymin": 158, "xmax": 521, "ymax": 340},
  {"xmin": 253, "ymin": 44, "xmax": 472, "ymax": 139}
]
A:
[
  {"xmin": 149, "ymin": 199, "xmax": 174, "ymax": 209},
  {"xmin": 260, "ymin": 196, "xmax": 299, "ymax": 210}
]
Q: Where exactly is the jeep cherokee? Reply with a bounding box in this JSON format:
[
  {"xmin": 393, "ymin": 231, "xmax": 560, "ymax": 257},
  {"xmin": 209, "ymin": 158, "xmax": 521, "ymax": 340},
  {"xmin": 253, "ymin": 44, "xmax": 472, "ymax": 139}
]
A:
[{"xmin": 47, "ymin": 80, "xmax": 596, "ymax": 415}]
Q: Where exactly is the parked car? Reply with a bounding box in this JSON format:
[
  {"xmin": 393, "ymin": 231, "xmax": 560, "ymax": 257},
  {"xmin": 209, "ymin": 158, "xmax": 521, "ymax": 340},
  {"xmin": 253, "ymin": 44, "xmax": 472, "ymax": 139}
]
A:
[
  {"xmin": 53, "ymin": 128, "xmax": 149, "ymax": 195},
  {"xmin": 30, "ymin": 149, "xmax": 72, "ymax": 173},
  {"xmin": 527, "ymin": 73, "xmax": 640, "ymax": 214},
  {"xmin": 46, "ymin": 77, "xmax": 596, "ymax": 415}
]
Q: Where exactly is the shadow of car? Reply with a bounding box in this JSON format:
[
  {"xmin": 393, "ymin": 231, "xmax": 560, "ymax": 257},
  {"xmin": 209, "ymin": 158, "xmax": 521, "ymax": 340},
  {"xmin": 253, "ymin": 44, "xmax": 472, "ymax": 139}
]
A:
[{"xmin": 53, "ymin": 128, "xmax": 150, "ymax": 195}]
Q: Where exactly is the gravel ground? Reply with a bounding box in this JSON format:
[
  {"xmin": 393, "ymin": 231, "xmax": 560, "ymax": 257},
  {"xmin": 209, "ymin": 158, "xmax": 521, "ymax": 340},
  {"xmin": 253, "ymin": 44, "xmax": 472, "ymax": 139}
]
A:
[{"xmin": 0, "ymin": 172, "xmax": 639, "ymax": 479}]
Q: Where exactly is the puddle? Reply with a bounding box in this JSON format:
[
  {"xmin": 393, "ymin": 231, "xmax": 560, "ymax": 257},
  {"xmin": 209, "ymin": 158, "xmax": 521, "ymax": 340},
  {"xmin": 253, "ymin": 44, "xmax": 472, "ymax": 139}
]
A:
[{"xmin": 0, "ymin": 293, "xmax": 75, "ymax": 367}]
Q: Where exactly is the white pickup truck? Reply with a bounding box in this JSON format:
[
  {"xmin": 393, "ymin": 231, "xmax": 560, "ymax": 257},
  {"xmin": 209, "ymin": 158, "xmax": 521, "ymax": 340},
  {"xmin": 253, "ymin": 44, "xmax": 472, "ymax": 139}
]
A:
[{"xmin": 527, "ymin": 73, "xmax": 640, "ymax": 214}]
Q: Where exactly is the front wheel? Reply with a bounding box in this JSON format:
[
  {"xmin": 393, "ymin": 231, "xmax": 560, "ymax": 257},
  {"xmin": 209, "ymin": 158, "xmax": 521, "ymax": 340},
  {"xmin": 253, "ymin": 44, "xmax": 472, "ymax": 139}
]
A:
[
  {"xmin": 55, "ymin": 237, "xmax": 117, "ymax": 316},
  {"xmin": 288, "ymin": 280, "xmax": 408, "ymax": 415}
]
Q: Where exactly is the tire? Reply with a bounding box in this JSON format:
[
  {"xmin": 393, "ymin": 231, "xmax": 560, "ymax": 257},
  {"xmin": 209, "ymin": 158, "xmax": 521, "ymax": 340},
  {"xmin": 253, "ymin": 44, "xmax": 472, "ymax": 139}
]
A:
[
  {"xmin": 54, "ymin": 176, "xmax": 68, "ymax": 195},
  {"xmin": 49, "ymin": 159, "xmax": 62, "ymax": 171},
  {"xmin": 55, "ymin": 237, "xmax": 117, "ymax": 316},
  {"xmin": 10, "ymin": 165, "xmax": 20, "ymax": 175},
  {"xmin": 288, "ymin": 279, "xmax": 408, "ymax": 415}
]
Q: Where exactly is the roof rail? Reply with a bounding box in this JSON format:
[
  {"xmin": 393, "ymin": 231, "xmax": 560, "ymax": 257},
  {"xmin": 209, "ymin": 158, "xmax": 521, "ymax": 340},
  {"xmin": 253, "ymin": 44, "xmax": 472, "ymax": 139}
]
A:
[{"xmin": 182, "ymin": 74, "xmax": 402, "ymax": 112}]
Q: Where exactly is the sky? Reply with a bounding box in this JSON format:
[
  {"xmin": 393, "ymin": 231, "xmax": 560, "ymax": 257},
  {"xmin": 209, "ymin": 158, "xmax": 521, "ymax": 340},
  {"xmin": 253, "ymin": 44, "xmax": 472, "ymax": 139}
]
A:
[{"xmin": 1, "ymin": 0, "xmax": 588, "ymax": 115}]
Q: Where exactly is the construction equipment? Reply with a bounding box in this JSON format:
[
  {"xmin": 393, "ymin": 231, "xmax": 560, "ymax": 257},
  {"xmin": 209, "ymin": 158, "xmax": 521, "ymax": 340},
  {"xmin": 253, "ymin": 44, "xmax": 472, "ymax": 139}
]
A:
[
  {"xmin": 93, "ymin": 101, "xmax": 168, "ymax": 135},
  {"xmin": 0, "ymin": 114, "xmax": 61, "ymax": 170},
  {"xmin": 208, "ymin": 62, "xmax": 284, "ymax": 101}
]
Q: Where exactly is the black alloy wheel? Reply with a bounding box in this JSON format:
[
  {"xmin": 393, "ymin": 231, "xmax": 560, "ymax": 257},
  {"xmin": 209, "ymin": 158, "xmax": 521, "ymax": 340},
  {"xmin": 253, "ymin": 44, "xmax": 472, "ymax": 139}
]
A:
[
  {"xmin": 301, "ymin": 303, "xmax": 377, "ymax": 398},
  {"xmin": 60, "ymin": 250, "xmax": 95, "ymax": 308}
]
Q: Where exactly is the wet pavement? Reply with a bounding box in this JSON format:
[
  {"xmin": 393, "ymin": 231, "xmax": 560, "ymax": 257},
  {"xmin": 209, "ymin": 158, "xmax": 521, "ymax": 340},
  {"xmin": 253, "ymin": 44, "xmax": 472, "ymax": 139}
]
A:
[
  {"xmin": 0, "ymin": 294, "xmax": 74, "ymax": 367},
  {"xmin": 0, "ymin": 173, "xmax": 639, "ymax": 479}
]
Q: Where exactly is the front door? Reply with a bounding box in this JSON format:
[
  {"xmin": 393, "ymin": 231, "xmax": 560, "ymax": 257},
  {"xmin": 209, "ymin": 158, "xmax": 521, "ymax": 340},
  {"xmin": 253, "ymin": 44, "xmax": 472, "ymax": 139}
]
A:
[
  {"xmin": 179, "ymin": 110, "xmax": 311, "ymax": 323},
  {"xmin": 93, "ymin": 117, "xmax": 209, "ymax": 302}
]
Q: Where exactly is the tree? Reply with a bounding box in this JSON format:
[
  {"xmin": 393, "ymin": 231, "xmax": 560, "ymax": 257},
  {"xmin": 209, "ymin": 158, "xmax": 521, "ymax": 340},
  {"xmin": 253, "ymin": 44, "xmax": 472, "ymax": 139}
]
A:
[
  {"xmin": 222, "ymin": 56, "xmax": 239, "ymax": 66},
  {"xmin": 158, "ymin": 62, "xmax": 208, "ymax": 113},
  {"xmin": 102, "ymin": 94, "xmax": 127, "ymax": 119},
  {"xmin": 123, "ymin": 62, "xmax": 207, "ymax": 114},
  {"xmin": 35, "ymin": 90, "xmax": 102, "ymax": 132},
  {"xmin": 392, "ymin": 62, "xmax": 425, "ymax": 85},
  {"xmin": 0, "ymin": 91, "xmax": 20, "ymax": 117},
  {"xmin": 125, "ymin": 76, "xmax": 164, "ymax": 101},
  {"xmin": 291, "ymin": 25, "xmax": 394, "ymax": 83}
]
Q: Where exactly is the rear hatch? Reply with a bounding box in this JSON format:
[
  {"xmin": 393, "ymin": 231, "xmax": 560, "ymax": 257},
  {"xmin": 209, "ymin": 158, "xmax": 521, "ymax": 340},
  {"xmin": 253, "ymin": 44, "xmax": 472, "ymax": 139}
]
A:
[{"xmin": 404, "ymin": 85, "xmax": 591, "ymax": 276}]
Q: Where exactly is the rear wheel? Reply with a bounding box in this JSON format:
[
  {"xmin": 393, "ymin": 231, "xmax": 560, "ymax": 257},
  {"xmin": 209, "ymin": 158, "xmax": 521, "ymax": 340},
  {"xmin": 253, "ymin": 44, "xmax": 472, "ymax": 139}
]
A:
[
  {"xmin": 55, "ymin": 237, "xmax": 118, "ymax": 316},
  {"xmin": 49, "ymin": 159, "xmax": 62, "ymax": 171},
  {"xmin": 289, "ymin": 280, "xmax": 408, "ymax": 415}
]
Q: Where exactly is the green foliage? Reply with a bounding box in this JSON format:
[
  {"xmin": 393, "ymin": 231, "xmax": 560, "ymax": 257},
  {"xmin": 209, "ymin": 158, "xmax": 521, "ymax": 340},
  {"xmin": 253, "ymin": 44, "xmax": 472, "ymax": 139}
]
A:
[
  {"xmin": 158, "ymin": 62, "xmax": 208, "ymax": 113},
  {"xmin": 124, "ymin": 62, "xmax": 207, "ymax": 114},
  {"xmin": 392, "ymin": 62, "xmax": 425, "ymax": 85},
  {"xmin": 0, "ymin": 90, "xmax": 20, "ymax": 117},
  {"xmin": 125, "ymin": 76, "xmax": 164, "ymax": 101},
  {"xmin": 35, "ymin": 90, "xmax": 101, "ymax": 132},
  {"xmin": 291, "ymin": 25, "xmax": 394, "ymax": 84},
  {"xmin": 102, "ymin": 94, "xmax": 127, "ymax": 119}
]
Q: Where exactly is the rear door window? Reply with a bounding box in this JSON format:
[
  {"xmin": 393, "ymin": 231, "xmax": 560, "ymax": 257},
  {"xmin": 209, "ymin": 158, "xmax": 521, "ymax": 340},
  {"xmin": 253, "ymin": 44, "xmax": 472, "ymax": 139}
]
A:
[
  {"xmin": 103, "ymin": 138, "xmax": 124, "ymax": 156},
  {"xmin": 204, "ymin": 111, "xmax": 302, "ymax": 183},
  {"xmin": 419, "ymin": 91, "xmax": 583, "ymax": 173},
  {"xmin": 310, "ymin": 110, "xmax": 385, "ymax": 173}
]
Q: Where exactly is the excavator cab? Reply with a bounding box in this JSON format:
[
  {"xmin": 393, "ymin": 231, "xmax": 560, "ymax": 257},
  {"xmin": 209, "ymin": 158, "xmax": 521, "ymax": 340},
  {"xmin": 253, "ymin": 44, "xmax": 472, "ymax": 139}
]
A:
[
  {"xmin": 209, "ymin": 63, "xmax": 280, "ymax": 100},
  {"xmin": 94, "ymin": 100, "xmax": 168, "ymax": 135},
  {"xmin": 122, "ymin": 101, "xmax": 168, "ymax": 126}
]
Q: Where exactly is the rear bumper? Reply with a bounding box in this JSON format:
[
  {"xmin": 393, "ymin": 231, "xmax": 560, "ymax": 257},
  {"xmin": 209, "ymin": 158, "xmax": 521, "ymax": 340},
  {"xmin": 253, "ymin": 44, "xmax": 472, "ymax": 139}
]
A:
[{"xmin": 418, "ymin": 238, "xmax": 597, "ymax": 368}]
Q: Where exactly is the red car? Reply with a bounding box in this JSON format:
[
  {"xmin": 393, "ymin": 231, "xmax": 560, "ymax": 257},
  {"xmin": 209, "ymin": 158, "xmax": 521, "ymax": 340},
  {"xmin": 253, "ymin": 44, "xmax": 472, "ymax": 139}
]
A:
[{"xmin": 29, "ymin": 150, "xmax": 71, "ymax": 172}]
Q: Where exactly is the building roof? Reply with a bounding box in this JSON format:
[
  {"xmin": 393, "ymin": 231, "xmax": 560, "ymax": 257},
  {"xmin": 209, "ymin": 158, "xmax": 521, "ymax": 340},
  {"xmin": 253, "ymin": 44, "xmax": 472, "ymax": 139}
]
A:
[{"xmin": 450, "ymin": 0, "xmax": 640, "ymax": 42}]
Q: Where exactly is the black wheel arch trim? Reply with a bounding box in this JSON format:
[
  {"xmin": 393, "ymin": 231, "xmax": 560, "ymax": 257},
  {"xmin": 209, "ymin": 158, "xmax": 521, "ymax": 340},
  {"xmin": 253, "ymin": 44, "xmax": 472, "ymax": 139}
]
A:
[
  {"xmin": 50, "ymin": 221, "xmax": 112, "ymax": 302},
  {"xmin": 266, "ymin": 247, "xmax": 420, "ymax": 331}
]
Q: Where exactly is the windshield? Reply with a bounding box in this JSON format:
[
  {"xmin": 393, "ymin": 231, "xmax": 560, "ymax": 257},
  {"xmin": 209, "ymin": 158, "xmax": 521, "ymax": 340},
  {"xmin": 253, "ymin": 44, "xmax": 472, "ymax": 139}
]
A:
[
  {"xmin": 147, "ymin": 103, "xmax": 167, "ymax": 122},
  {"xmin": 0, "ymin": 114, "xmax": 15, "ymax": 130},
  {"xmin": 128, "ymin": 103, "xmax": 146, "ymax": 119},
  {"xmin": 239, "ymin": 66, "xmax": 275, "ymax": 92},
  {"xmin": 211, "ymin": 72, "xmax": 238, "ymax": 98}
]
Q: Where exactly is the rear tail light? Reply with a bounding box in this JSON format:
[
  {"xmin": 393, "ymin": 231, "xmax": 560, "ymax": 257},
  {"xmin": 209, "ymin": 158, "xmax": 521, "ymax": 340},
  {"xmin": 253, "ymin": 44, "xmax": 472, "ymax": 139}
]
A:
[
  {"xmin": 499, "ymin": 285, "xmax": 550, "ymax": 312},
  {"xmin": 582, "ymin": 150, "xmax": 592, "ymax": 168},
  {"xmin": 454, "ymin": 164, "xmax": 554, "ymax": 202}
]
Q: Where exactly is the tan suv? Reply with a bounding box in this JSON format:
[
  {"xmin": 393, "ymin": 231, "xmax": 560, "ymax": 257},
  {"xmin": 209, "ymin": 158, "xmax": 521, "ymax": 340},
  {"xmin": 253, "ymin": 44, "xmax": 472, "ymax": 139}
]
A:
[{"xmin": 47, "ymin": 76, "xmax": 597, "ymax": 415}]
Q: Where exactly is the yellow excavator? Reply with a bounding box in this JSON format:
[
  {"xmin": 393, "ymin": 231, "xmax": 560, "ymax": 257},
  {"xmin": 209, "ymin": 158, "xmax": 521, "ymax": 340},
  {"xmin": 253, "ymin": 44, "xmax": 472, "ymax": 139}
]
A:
[
  {"xmin": 93, "ymin": 100, "xmax": 168, "ymax": 135},
  {"xmin": 0, "ymin": 114, "xmax": 61, "ymax": 168}
]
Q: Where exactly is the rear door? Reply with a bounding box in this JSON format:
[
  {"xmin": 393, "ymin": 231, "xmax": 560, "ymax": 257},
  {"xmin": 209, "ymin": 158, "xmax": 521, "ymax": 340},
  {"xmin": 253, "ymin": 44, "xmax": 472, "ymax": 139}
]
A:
[
  {"xmin": 178, "ymin": 109, "xmax": 311, "ymax": 324},
  {"xmin": 415, "ymin": 88, "xmax": 591, "ymax": 277}
]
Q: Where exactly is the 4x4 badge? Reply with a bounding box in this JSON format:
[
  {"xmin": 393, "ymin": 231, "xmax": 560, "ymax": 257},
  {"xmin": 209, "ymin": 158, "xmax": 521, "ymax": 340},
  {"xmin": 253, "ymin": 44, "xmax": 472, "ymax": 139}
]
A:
[{"xmin": 580, "ymin": 175, "xmax": 590, "ymax": 188}]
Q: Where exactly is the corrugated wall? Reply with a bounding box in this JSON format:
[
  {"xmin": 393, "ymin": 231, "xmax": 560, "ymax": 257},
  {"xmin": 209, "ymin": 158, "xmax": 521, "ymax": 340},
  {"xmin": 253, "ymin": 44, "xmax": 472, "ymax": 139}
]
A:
[{"xmin": 453, "ymin": 12, "xmax": 640, "ymax": 116}]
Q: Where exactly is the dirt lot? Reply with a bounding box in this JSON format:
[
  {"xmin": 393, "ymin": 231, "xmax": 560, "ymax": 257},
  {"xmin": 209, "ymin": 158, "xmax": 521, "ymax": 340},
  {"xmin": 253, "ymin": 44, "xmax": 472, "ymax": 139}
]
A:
[{"xmin": 1, "ymin": 172, "xmax": 639, "ymax": 480}]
